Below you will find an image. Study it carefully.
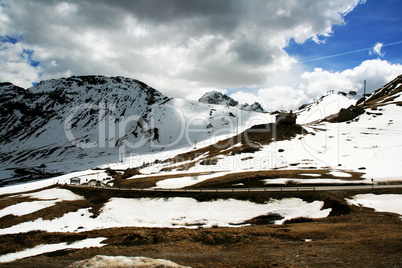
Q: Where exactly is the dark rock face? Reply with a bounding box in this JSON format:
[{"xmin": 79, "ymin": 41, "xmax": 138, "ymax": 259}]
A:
[
  {"xmin": 241, "ymin": 102, "xmax": 266, "ymax": 113},
  {"xmin": 336, "ymin": 106, "xmax": 365, "ymax": 122},
  {"xmin": 198, "ymin": 91, "xmax": 239, "ymax": 107}
]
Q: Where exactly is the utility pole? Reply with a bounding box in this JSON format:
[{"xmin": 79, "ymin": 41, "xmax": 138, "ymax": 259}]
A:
[{"xmin": 363, "ymin": 80, "xmax": 367, "ymax": 107}]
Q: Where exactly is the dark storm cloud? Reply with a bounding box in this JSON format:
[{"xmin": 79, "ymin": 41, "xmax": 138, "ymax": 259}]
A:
[{"xmin": 1, "ymin": 0, "xmax": 363, "ymax": 98}]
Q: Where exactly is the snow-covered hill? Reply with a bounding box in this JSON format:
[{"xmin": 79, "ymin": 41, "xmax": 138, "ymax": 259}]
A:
[
  {"xmin": 295, "ymin": 92, "xmax": 358, "ymax": 124},
  {"xmin": 0, "ymin": 76, "xmax": 271, "ymax": 179}
]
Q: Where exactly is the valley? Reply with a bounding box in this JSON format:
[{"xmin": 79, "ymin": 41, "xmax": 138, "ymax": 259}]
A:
[{"xmin": 0, "ymin": 75, "xmax": 402, "ymax": 267}]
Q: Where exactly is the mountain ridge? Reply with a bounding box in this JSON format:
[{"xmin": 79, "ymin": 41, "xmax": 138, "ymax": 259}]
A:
[
  {"xmin": 0, "ymin": 75, "xmax": 270, "ymax": 177},
  {"xmin": 198, "ymin": 91, "xmax": 266, "ymax": 112}
]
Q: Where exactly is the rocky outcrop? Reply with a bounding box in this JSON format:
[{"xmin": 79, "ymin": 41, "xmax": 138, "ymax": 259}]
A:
[
  {"xmin": 198, "ymin": 91, "xmax": 238, "ymax": 107},
  {"xmin": 199, "ymin": 91, "xmax": 266, "ymax": 112},
  {"xmin": 335, "ymin": 105, "xmax": 365, "ymax": 122}
]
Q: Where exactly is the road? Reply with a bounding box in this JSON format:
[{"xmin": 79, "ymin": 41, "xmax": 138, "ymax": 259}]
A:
[{"xmin": 72, "ymin": 184, "xmax": 402, "ymax": 193}]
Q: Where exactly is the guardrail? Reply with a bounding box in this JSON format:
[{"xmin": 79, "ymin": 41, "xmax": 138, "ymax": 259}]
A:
[{"xmin": 68, "ymin": 184, "xmax": 402, "ymax": 193}]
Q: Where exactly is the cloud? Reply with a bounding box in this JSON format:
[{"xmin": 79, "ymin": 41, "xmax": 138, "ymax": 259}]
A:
[
  {"xmin": 301, "ymin": 59, "xmax": 402, "ymax": 96},
  {"xmin": 230, "ymin": 59, "xmax": 402, "ymax": 111},
  {"xmin": 231, "ymin": 86, "xmax": 309, "ymax": 111},
  {"xmin": 0, "ymin": 0, "xmax": 362, "ymax": 98},
  {"xmin": 0, "ymin": 41, "xmax": 41, "ymax": 88},
  {"xmin": 370, "ymin": 43, "xmax": 385, "ymax": 57}
]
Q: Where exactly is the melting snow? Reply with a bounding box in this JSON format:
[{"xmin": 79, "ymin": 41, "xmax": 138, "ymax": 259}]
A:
[
  {"xmin": 299, "ymin": 173, "xmax": 322, "ymax": 177},
  {"xmin": 346, "ymin": 194, "xmax": 402, "ymax": 216},
  {"xmin": 153, "ymin": 172, "xmax": 229, "ymax": 189},
  {"xmin": 23, "ymin": 188, "xmax": 84, "ymax": 201},
  {"xmin": 263, "ymin": 178, "xmax": 363, "ymax": 185},
  {"xmin": 0, "ymin": 197, "xmax": 331, "ymax": 234},
  {"xmin": 0, "ymin": 188, "xmax": 84, "ymax": 218},
  {"xmin": 0, "ymin": 237, "xmax": 107, "ymax": 263},
  {"xmin": 329, "ymin": 171, "xmax": 353, "ymax": 178}
]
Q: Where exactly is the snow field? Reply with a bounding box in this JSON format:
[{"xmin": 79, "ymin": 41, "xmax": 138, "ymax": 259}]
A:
[{"xmin": 0, "ymin": 197, "xmax": 331, "ymax": 235}]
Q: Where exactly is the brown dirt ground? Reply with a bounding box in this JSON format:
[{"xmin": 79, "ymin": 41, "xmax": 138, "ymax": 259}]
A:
[{"xmin": 0, "ymin": 187, "xmax": 401, "ymax": 267}]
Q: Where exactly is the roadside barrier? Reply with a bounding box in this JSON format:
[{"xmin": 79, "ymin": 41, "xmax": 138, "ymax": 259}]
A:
[{"xmin": 67, "ymin": 184, "xmax": 402, "ymax": 193}]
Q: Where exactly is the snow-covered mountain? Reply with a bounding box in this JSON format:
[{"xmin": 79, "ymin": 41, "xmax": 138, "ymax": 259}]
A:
[
  {"xmin": 198, "ymin": 91, "xmax": 239, "ymax": 106},
  {"xmin": 294, "ymin": 92, "xmax": 358, "ymax": 124},
  {"xmin": 198, "ymin": 91, "xmax": 266, "ymax": 112},
  {"xmin": 240, "ymin": 102, "xmax": 266, "ymax": 113},
  {"xmin": 0, "ymin": 76, "xmax": 271, "ymax": 176}
]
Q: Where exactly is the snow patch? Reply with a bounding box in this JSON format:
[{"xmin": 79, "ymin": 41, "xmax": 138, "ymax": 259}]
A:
[
  {"xmin": 153, "ymin": 172, "xmax": 229, "ymax": 189},
  {"xmin": 346, "ymin": 194, "xmax": 402, "ymax": 217},
  {"xmin": 329, "ymin": 171, "xmax": 352, "ymax": 177},
  {"xmin": 299, "ymin": 173, "xmax": 321, "ymax": 177},
  {"xmin": 263, "ymin": 178, "xmax": 363, "ymax": 185},
  {"xmin": 0, "ymin": 237, "xmax": 107, "ymax": 263},
  {"xmin": 0, "ymin": 188, "xmax": 84, "ymax": 218},
  {"xmin": 23, "ymin": 188, "xmax": 84, "ymax": 201}
]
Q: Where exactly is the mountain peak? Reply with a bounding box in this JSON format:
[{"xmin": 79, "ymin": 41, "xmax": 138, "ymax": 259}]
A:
[
  {"xmin": 198, "ymin": 91, "xmax": 239, "ymax": 107},
  {"xmin": 198, "ymin": 91, "xmax": 266, "ymax": 112}
]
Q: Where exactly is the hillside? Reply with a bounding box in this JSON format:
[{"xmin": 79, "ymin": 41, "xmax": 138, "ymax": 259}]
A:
[{"xmin": 0, "ymin": 76, "xmax": 271, "ymax": 183}]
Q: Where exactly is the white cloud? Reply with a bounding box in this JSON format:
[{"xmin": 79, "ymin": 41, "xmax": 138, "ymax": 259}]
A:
[
  {"xmin": 303, "ymin": 59, "xmax": 402, "ymax": 96},
  {"xmin": 0, "ymin": 42, "xmax": 41, "ymax": 88},
  {"xmin": 370, "ymin": 43, "xmax": 385, "ymax": 57},
  {"xmin": 5, "ymin": 0, "xmax": 398, "ymax": 114},
  {"xmin": 230, "ymin": 59, "xmax": 402, "ymax": 111},
  {"xmin": 0, "ymin": 0, "xmax": 362, "ymax": 98},
  {"xmin": 232, "ymin": 86, "xmax": 309, "ymax": 111}
]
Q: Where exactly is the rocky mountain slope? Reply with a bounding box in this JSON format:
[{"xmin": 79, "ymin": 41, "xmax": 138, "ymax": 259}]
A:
[
  {"xmin": 0, "ymin": 76, "xmax": 270, "ymax": 177},
  {"xmin": 198, "ymin": 91, "xmax": 266, "ymax": 112},
  {"xmin": 358, "ymin": 74, "xmax": 402, "ymax": 107}
]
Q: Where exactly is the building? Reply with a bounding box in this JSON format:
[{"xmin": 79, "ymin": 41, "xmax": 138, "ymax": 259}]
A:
[
  {"xmin": 275, "ymin": 112, "xmax": 297, "ymax": 125},
  {"xmin": 70, "ymin": 177, "xmax": 81, "ymax": 185}
]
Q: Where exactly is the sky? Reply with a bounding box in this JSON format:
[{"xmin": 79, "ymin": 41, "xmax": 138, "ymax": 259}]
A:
[{"xmin": 0, "ymin": 0, "xmax": 401, "ymax": 111}]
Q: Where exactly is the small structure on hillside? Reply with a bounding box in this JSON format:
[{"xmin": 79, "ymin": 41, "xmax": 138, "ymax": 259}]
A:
[
  {"xmin": 275, "ymin": 112, "xmax": 297, "ymax": 125},
  {"xmin": 70, "ymin": 177, "xmax": 81, "ymax": 185},
  {"xmin": 338, "ymin": 91, "xmax": 347, "ymax": 96},
  {"xmin": 88, "ymin": 179, "xmax": 103, "ymax": 187}
]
